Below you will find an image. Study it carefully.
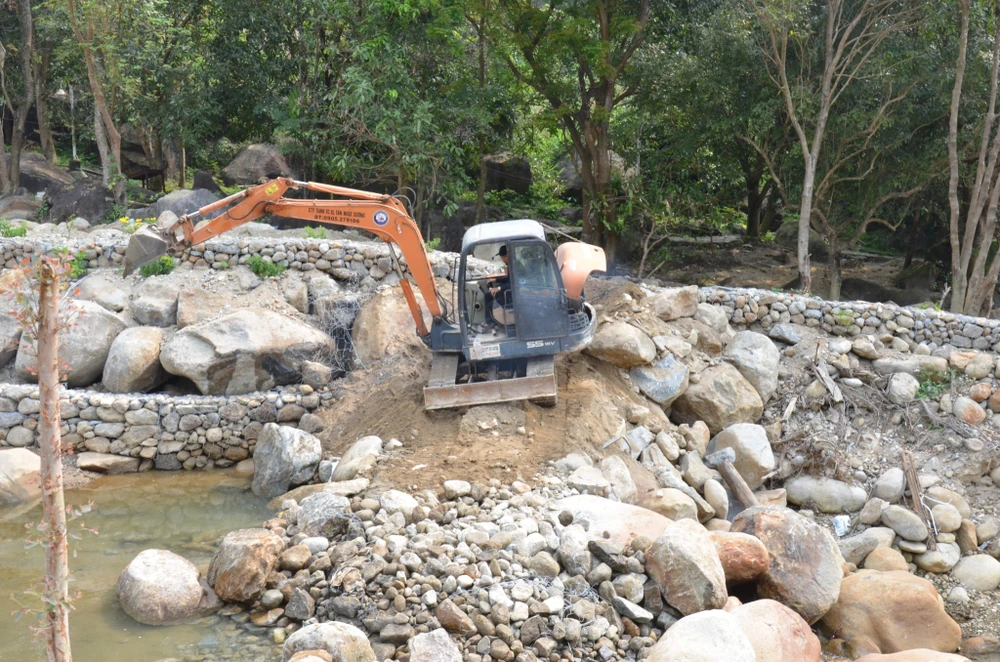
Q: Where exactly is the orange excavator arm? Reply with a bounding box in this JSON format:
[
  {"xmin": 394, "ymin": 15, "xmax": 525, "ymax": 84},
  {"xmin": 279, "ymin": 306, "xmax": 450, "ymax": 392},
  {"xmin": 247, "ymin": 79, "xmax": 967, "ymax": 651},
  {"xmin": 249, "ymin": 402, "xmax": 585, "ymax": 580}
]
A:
[{"xmin": 126, "ymin": 177, "xmax": 441, "ymax": 336}]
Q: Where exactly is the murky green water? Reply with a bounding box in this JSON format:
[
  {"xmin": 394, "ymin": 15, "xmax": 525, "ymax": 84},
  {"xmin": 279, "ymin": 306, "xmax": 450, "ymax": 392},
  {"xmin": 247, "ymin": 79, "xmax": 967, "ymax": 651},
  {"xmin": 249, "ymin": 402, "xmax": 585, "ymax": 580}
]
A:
[{"xmin": 0, "ymin": 470, "xmax": 277, "ymax": 662}]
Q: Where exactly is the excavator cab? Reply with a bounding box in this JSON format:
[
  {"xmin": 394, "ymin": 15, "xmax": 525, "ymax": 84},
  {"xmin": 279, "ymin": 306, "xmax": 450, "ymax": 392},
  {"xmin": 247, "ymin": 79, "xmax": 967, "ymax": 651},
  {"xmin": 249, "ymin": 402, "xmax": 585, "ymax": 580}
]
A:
[{"xmin": 422, "ymin": 220, "xmax": 606, "ymax": 409}]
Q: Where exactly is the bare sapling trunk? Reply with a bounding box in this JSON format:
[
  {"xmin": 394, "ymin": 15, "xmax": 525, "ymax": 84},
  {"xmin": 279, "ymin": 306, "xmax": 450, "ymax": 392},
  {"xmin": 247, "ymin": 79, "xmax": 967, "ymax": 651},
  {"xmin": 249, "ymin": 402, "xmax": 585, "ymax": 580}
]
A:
[
  {"xmin": 37, "ymin": 259, "xmax": 72, "ymax": 662},
  {"xmin": 948, "ymin": 0, "xmax": 1000, "ymax": 315}
]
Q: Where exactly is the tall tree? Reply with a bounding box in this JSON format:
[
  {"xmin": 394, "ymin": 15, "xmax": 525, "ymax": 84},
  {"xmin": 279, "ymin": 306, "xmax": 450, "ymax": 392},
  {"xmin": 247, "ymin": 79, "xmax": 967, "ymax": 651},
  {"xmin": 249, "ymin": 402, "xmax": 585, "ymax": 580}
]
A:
[
  {"xmin": 748, "ymin": 0, "xmax": 916, "ymax": 293},
  {"xmin": 947, "ymin": 0, "xmax": 1000, "ymax": 315},
  {"xmin": 0, "ymin": 0, "xmax": 35, "ymax": 193},
  {"xmin": 494, "ymin": 0, "xmax": 651, "ymax": 262}
]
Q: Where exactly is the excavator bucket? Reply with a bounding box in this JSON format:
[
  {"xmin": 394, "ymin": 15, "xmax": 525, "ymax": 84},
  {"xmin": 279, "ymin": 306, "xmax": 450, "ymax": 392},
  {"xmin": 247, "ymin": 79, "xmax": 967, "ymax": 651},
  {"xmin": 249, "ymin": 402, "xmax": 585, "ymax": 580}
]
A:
[{"xmin": 123, "ymin": 226, "xmax": 170, "ymax": 276}]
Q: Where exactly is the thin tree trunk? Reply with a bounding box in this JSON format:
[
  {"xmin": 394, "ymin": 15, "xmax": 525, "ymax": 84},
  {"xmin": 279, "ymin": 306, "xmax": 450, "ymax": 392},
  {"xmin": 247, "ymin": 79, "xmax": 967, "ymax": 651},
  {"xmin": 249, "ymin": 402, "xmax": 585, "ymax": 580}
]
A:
[
  {"xmin": 746, "ymin": 179, "xmax": 764, "ymax": 240},
  {"xmin": 35, "ymin": 49, "xmax": 56, "ymax": 163},
  {"xmin": 948, "ymin": 0, "xmax": 971, "ymax": 312},
  {"xmin": 828, "ymin": 238, "xmax": 842, "ymax": 301},
  {"xmin": 798, "ymin": 159, "xmax": 816, "ymax": 293},
  {"xmin": 4, "ymin": 0, "xmax": 34, "ymax": 193},
  {"xmin": 180, "ymin": 142, "xmax": 186, "ymax": 190},
  {"xmin": 476, "ymin": 156, "xmax": 487, "ymax": 224},
  {"xmin": 93, "ymin": 105, "xmax": 111, "ymax": 185},
  {"xmin": 37, "ymin": 260, "xmax": 72, "ymax": 662}
]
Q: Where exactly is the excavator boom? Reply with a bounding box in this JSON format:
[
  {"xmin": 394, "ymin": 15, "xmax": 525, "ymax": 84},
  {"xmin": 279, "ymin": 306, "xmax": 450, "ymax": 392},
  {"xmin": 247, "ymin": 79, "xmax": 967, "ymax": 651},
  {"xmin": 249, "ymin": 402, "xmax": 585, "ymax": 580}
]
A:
[{"xmin": 124, "ymin": 178, "xmax": 441, "ymax": 335}]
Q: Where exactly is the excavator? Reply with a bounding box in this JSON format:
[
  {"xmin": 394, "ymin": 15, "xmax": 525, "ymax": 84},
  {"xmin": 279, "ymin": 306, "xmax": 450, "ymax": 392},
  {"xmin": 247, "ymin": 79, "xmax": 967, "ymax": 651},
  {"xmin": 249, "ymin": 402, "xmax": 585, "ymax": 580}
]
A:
[{"xmin": 123, "ymin": 178, "xmax": 606, "ymax": 410}]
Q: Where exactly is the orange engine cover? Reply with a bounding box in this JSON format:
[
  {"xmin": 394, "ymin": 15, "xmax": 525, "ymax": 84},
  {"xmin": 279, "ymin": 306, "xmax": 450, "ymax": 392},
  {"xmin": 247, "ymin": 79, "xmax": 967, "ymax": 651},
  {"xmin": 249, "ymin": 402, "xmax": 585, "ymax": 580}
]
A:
[{"xmin": 555, "ymin": 242, "xmax": 607, "ymax": 300}]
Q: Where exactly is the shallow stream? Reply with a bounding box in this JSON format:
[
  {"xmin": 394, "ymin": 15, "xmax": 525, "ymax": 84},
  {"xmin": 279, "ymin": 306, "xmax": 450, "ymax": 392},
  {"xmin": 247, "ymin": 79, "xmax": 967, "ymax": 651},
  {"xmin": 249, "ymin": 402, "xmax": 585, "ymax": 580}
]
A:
[{"xmin": 0, "ymin": 470, "xmax": 277, "ymax": 662}]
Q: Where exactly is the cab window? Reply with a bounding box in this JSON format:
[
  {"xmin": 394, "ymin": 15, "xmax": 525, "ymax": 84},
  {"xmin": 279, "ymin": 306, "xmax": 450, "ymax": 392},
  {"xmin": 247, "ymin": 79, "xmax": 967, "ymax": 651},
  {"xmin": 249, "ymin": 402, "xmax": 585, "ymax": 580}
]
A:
[{"xmin": 513, "ymin": 243, "xmax": 558, "ymax": 289}]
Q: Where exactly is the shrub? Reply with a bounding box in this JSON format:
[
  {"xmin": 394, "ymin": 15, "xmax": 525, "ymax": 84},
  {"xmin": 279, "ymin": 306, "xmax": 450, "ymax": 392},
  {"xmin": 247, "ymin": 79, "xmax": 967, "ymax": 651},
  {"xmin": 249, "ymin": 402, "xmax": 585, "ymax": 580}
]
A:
[
  {"xmin": 69, "ymin": 250, "xmax": 89, "ymax": 279},
  {"xmin": 916, "ymin": 369, "xmax": 952, "ymax": 400},
  {"xmin": 118, "ymin": 216, "xmax": 156, "ymax": 234},
  {"xmin": 0, "ymin": 218, "xmax": 28, "ymax": 238},
  {"xmin": 139, "ymin": 256, "xmax": 175, "ymax": 277},
  {"xmin": 425, "ymin": 237, "xmax": 441, "ymax": 251},
  {"xmin": 303, "ymin": 226, "xmax": 326, "ymax": 239},
  {"xmin": 247, "ymin": 255, "xmax": 286, "ymax": 278}
]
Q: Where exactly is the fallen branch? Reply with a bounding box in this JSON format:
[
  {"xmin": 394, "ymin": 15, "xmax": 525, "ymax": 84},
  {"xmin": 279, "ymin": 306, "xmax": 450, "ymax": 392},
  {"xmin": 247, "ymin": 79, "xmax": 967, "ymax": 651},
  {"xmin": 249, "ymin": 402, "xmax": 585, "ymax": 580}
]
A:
[{"xmin": 901, "ymin": 448, "xmax": 936, "ymax": 551}]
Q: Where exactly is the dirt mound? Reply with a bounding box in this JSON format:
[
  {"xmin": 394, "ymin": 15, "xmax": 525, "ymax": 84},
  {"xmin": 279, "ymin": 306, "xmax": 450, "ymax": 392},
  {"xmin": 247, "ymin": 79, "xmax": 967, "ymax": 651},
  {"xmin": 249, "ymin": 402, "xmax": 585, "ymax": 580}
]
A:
[{"xmin": 316, "ymin": 347, "xmax": 658, "ymax": 492}]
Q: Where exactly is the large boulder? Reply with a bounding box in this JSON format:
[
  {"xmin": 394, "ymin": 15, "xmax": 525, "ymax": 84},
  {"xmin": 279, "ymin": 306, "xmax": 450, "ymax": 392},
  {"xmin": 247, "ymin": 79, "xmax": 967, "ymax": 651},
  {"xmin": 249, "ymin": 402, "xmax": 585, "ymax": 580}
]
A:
[
  {"xmin": 351, "ymin": 287, "xmax": 427, "ymax": 364},
  {"xmin": 646, "ymin": 519, "xmax": 728, "ymax": 615},
  {"xmin": 672, "ymin": 363, "xmax": 764, "ymax": 434},
  {"xmin": 408, "ymin": 628, "xmax": 463, "ymax": 662},
  {"xmin": 116, "ymin": 549, "xmax": 214, "ymax": 625},
  {"xmin": 177, "ymin": 286, "xmax": 230, "ymax": 328},
  {"xmin": 586, "ymin": 322, "xmax": 657, "ymax": 368},
  {"xmin": 731, "ymin": 506, "xmax": 843, "ymax": 624},
  {"xmin": 102, "ymin": 326, "xmax": 166, "ymax": 393},
  {"xmin": 222, "ymin": 144, "xmax": 297, "ymax": 186},
  {"xmin": 133, "ymin": 188, "xmax": 221, "ymax": 220},
  {"xmin": 630, "ymin": 353, "xmax": 689, "ymax": 406},
  {"xmin": 854, "ymin": 653, "xmax": 971, "ymax": 662},
  {"xmin": 282, "ymin": 622, "xmax": 375, "ymax": 662},
  {"xmin": 785, "ymin": 476, "xmax": 867, "ymax": 514},
  {"xmin": 952, "ymin": 555, "xmax": 1000, "ymax": 592},
  {"xmin": 19, "ymin": 152, "xmax": 74, "ymax": 193},
  {"xmin": 132, "ymin": 278, "xmax": 181, "ymax": 327},
  {"xmin": 706, "ymin": 424, "xmax": 774, "ymax": 490},
  {"xmin": 819, "ymin": 570, "xmax": 962, "ymax": 654},
  {"xmin": 75, "ymin": 274, "xmax": 130, "ymax": 313},
  {"xmin": 552, "ymin": 494, "xmax": 673, "ymax": 547},
  {"xmin": 649, "ymin": 286, "xmax": 699, "ymax": 322},
  {"xmin": 15, "ymin": 300, "xmax": 127, "ymax": 388},
  {"xmin": 646, "ymin": 610, "xmax": 756, "ymax": 662},
  {"xmin": 482, "ymin": 152, "xmax": 532, "ymax": 195},
  {"xmin": 730, "ymin": 599, "xmax": 822, "ymax": 662},
  {"xmin": 709, "ymin": 531, "xmax": 770, "ymax": 585},
  {"xmin": 160, "ymin": 307, "xmax": 334, "ymax": 395},
  {"xmin": 0, "ymin": 192, "xmax": 42, "ymax": 222},
  {"xmin": 331, "ymin": 435, "xmax": 383, "ymax": 482},
  {"xmin": 0, "ymin": 448, "xmax": 40, "ymax": 503},
  {"xmin": 724, "ymin": 331, "xmax": 780, "ymax": 402},
  {"xmin": 252, "ymin": 423, "xmax": 322, "ymax": 498},
  {"xmin": 207, "ymin": 528, "xmax": 284, "ymax": 603},
  {"xmin": 297, "ymin": 492, "xmax": 352, "ymax": 538},
  {"xmin": 0, "ymin": 271, "xmax": 23, "ymax": 368},
  {"xmin": 77, "ymin": 452, "xmax": 140, "ymax": 474},
  {"xmin": 46, "ymin": 178, "xmax": 113, "ymax": 223}
]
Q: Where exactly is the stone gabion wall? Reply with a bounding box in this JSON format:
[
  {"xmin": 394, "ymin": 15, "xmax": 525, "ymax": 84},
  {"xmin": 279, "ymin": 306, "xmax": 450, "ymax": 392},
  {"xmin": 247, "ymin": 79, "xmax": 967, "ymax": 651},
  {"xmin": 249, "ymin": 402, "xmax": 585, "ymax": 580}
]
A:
[
  {"xmin": 700, "ymin": 286, "xmax": 1000, "ymax": 353},
  {"xmin": 0, "ymin": 383, "xmax": 332, "ymax": 470},
  {"xmin": 0, "ymin": 235, "xmax": 497, "ymax": 283}
]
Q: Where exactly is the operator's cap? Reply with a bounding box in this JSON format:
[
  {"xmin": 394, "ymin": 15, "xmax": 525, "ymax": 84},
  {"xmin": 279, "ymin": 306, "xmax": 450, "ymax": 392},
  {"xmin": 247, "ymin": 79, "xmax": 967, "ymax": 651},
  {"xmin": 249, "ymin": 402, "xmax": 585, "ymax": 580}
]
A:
[{"xmin": 497, "ymin": 245, "xmax": 507, "ymax": 257}]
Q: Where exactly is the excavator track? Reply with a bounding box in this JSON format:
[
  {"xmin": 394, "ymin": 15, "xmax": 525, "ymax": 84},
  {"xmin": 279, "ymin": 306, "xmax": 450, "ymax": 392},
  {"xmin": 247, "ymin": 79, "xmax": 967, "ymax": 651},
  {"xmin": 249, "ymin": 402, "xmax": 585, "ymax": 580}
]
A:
[{"xmin": 423, "ymin": 353, "xmax": 557, "ymax": 410}]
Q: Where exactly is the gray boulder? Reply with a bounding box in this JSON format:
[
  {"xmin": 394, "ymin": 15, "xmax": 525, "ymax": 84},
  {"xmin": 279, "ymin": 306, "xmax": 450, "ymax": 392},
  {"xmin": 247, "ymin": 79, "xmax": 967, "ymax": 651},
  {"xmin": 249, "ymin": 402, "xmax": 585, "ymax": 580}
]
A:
[
  {"xmin": 672, "ymin": 363, "xmax": 764, "ymax": 434},
  {"xmin": 646, "ymin": 519, "xmax": 728, "ymax": 615},
  {"xmin": 251, "ymin": 423, "xmax": 322, "ymax": 498},
  {"xmin": 222, "ymin": 144, "xmax": 297, "ymax": 186},
  {"xmin": 887, "ymin": 372, "xmax": 920, "ymax": 406},
  {"xmin": 649, "ymin": 286, "xmax": 699, "ymax": 321},
  {"xmin": 116, "ymin": 549, "xmax": 214, "ymax": 625},
  {"xmin": 160, "ymin": 307, "xmax": 334, "ymax": 395},
  {"xmin": 176, "ymin": 286, "xmax": 230, "ymax": 328},
  {"xmin": 77, "ymin": 452, "xmax": 140, "ymax": 474},
  {"xmin": 724, "ymin": 330, "xmax": 781, "ymax": 402},
  {"xmin": 785, "ymin": 476, "xmax": 867, "ymax": 514},
  {"xmin": 630, "ymin": 353, "xmax": 689, "ymax": 406},
  {"xmin": 409, "ymin": 628, "xmax": 462, "ymax": 662},
  {"xmin": 132, "ymin": 278, "xmax": 181, "ymax": 327},
  {"xmin": 0, "ymin": 271, "xmax": 22, "ymax": 368},
  {"xmin": 207, "ymin": 528, "xmax": 284, "ymax": 603},
  {"xmin": 15, "ymin": 300, "xmax": 126, "ymax": 388},
  {"xmin": 297, "ymin": 492, "xmax": 352, "ymax": 538},
  {"xmin": 646, "ymin": 609, "xmax": 756, "ymax": 662},
  {"xmin": 706, "ymin": 423, "xmax": 774, "ymax": 490},
  {"xmin": 133, "ymin": 188, "xmax": 221, "ymax": 220},
  {"xmin": 102, "ymin": 326, "xmax": 166, "ymax": 393},
  {"xmin": 75, "ymin": 274, "xmax": 130, "ymax": 313},
  {"xmin": 331, "ymin": 435, "xmax": 383, "ymax": 481},
  {"xmin": 585, "ymin": 322, "xmax": 656, "ymax": 368},
  {"xmin": 282, "ymin": 621, "xmax": 375, "ymax": 662}
]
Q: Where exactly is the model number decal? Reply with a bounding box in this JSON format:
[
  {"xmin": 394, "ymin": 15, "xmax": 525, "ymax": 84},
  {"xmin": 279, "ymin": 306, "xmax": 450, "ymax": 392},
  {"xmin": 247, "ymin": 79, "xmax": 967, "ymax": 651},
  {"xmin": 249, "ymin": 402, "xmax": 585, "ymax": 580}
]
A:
[{"xmin": 526, "ymin": 340, "xmax": 555, "ymax": 349}]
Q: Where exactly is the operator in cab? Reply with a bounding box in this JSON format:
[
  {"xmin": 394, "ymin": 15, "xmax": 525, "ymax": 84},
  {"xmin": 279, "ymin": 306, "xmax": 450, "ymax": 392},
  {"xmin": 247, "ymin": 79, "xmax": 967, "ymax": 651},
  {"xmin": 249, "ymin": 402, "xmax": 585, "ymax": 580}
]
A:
[{"xmin": 487, "ymin": 244, "xmax": 514, "ymax": 326}]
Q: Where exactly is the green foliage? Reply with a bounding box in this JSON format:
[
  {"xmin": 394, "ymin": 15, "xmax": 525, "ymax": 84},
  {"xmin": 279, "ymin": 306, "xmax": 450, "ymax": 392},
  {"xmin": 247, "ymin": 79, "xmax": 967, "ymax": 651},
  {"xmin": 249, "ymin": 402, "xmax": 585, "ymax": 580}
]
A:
[
  {"xmin": 117, "ymin": 217, "xmax": 156, "ymax": 235},
  {"xmin": 424, "ymin": 237, "xmax": 441, "ymax": 251},
  {"xmin": 303, "ymin": 226, "xmax": 326, "ymax": 240},
  {"xmin": 247, "ymin": 255, "xmax": 286, "ymax": 279},
  {"xmin": 139, "ymin": 256, "xmax": 176, "ymax": 278},
  {"xmin": 69, "ymin": 250, "xmax": 90, "ymax": 279},
  {"xmin": 916, "ymin": 370, "xmax": 952, "ymax": 400},
  {"xmin": 0, "ymin": 219, "xmax": 28, "ymax": 238}
]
